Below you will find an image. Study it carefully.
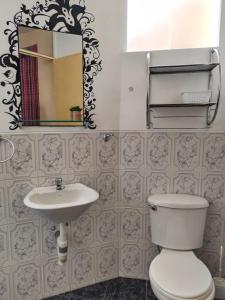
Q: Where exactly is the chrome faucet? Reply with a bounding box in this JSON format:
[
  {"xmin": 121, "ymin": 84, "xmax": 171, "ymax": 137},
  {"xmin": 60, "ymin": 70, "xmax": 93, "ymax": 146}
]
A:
[{"xmin": 55, "ymin": 177, "xmax": 65, "ymax": 190}]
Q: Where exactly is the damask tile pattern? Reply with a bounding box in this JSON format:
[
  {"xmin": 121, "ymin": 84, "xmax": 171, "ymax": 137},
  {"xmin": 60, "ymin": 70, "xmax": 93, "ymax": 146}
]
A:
[
  {"xmin": 71, "ymin": 213, "xmax": 94, "ymax": 249},
  {"xmin": 0, "ymin": 270, "xmax": 11, "ymax": 300},
  {"xmin": 120, "ymin": 208, "xmax": 143, "ymax": 241},
  {"xmin": 41, "ymin": 218, "xmax": 59, "ymax": 257},
  {"xmin": 7, "ymin": 179, "xmax": 38, "ymax": 223},
  {"xmin": 147, "ymin": 133, "xmax": 172, "ymax": 171},
  {"xmin": 10, "ymin": 221, "xmax": 40, "ymax": 263},
  {"xmin": 37, "ymin": 134, "xmax": 67, "ymax": 176},
  {"xmin": 173, "ymin": 173, "xmax": 199, "ymax": 195},
  {"xmin": 201, "ymin": 174, "xmax": 225, "ymax": 213},
  {"xmin": 96, "ymin": 245, "xmax": 118, "ymax": 281},
  {"xmin": 203, "ymin": 134, "xmax": 225, "ymax": 172},
  {"xmin": 70, "ymin": 250, "xmax": 95, "ymax": 289},
  {"xmin": 120, "ymin": 171, "xmax": 144, "ymax": 207},
  {"xmin": 96, "ymin": 172, "xmax": 118, "ymax": 209},
  {"xmin": 0, "ymin": 131, "xmax": 224, "ymax": 299},
  {"xmin": 120, "ymin": 132, "xmax": 145, "ymax": 169},
  {"xmin": 96, "ymin": 209, "xmax": 117, "ymax": 243},
  {"xmin": 120, "ymin": 244, "xmax": 143, "ymax": 278},
  {"xmin": 68, "ymin": 134, "xmax": 95, "ymax": 172},
  {"xmin": 5, "ymin": 135, "xmax": 37, "ymax": 179},
  {"xmin": 203, "ymin": 214, "xmax": 222, "ymax": 251},
  {"xmin": 96, "ymin": 133, "xmax": 118, "ymax": 169},
  {"xmin": 146, "ymin": 172, "xmax": 171, "ymax": 195},
  {"xmin": 13, "ymin": 263, "xmax": 42, "ymax": 300},
  {"xmin": 0, "ymin": 226, "xmax": 9, "ymax": 267},
  {"xmin": 43, "ymin": 258, "xmax": 69, "ymax": 297},
  {"xmin": 174, "ymin": 134, "xmax": 200, "ymax": 171},
  {"xmin": 0, "ymin": 184, "xmax": 8, "ymax": 225}
]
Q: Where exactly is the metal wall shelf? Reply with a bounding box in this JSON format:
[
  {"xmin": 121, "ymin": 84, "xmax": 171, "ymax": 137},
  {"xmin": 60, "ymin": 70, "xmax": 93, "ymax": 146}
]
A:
[
  {"xmin": 146, "ymin": 48, "xmax": 221, "ymax": 129},
  {"xmin": 148, "ymin": 102, "xmax": 216, "ymax": 108},
  {"xmin": 150, "ymin": 63, "xmax": 219, "ymax": 74}
]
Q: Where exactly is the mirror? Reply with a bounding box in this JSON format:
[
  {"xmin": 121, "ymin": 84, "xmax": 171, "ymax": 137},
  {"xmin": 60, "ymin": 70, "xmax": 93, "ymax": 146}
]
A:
[{"xmin": 18, "ymin": 26, "xmax": 83, "ymax": 126}]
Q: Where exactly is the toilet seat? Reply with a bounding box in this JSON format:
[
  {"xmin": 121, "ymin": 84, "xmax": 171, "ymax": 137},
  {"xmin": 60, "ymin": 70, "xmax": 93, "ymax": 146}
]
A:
[
  {"xmin": 149, "ymin": 249, "xmax": 214, "ymax": 299},
  {"xmin": 150, "ymin": 275, "xmax": 214, "ymax": 300}
]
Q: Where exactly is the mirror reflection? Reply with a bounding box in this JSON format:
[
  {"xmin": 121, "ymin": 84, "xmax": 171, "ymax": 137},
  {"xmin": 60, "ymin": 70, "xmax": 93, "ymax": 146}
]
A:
[{"xmin": 18, "ymin": 26, "xmax": 83, "ymax": 126}]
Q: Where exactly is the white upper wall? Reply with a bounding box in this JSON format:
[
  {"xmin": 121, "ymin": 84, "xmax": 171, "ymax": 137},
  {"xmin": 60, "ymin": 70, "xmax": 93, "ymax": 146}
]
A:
[
  {"xmin": 127, "ymin": 0, "xmax": 221, "ymax": 52},
  {"xmin": 0, "ymin": 0, "xmax": 225, "ymax": 133}
]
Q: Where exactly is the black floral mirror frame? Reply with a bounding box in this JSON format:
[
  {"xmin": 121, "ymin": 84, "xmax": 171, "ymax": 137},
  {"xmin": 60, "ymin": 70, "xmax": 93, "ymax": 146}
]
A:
[{"xmin": 0, "ymin": 0, "xmax": 102, "ymax": 130}]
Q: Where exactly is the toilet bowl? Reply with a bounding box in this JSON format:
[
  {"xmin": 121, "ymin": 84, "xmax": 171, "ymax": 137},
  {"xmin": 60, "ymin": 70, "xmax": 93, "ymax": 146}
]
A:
[
  {"xmin": 149, "ymin": 249, "xmax": 215, "ymax": 300},
  {"xmin": 147, "ymin": 194, "xmax": 214, "ymax": 300}
]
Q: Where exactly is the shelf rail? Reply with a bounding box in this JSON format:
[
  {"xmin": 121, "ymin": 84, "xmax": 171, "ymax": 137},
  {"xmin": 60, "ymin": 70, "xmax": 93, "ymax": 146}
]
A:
[
  {"xmin": 207, "ymin": 48, "xmax": 221, "ymax": 126},
  {"xmin": 146, "ymin": 48, "xmax": 221, "ymax": 129}
]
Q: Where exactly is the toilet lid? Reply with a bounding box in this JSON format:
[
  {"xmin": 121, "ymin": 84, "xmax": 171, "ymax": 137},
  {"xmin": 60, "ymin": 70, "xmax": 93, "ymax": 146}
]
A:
[{"xmin": 149, "ymin": 249, "xmax": 212, "ymax": 299}]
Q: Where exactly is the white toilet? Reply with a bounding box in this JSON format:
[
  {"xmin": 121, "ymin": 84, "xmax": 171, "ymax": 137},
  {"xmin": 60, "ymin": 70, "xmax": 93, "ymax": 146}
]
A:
[{"xmin": 148, "ymin": 194, "xmax": 215, "ymax": 300}]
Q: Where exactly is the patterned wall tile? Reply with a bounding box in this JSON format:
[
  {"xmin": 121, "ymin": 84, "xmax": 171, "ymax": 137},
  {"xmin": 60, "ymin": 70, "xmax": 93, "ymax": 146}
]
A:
[
  {"xmin": 96, "ymin": 245, "xmax": 118, "ymax": 280},
  {"xmin": 120, "ymin": 208, "xmax": 143, "ymax": 241},
  {"xmin": 37, "ymin": 175, "xmax": 67, "ymax": 188},
  {"xmin": 145, "ymin": 212, "xmax": 151, "ymax": 241},
  {"xmin": 120, "ymin": 133, "xmax": 145, "ymax": 169},
  {"xmin": 203, "ymin": 214, "xmax": 222, "ymax": 251},
  {"xmin": 144, "ymin": 246, "xmax": 158, "ymax": 279},
  {"xmin": 13, "ymin": 263, "xmax": 42, "ymax": 300},
  {"xmin": 96, "ymin": 172, "xmax": 118, "ymax": 210},
  {"xmin": 147, "ymin": 133, "xmax": 172, "ymax": 171},
  {"xmin": 0, "ymin": 269, "xmax": 10, "ymax": 300},
  {"xmin": 10, "ymin": 222, "xmax": 40, "ymax": 263},
  {"xmin": 201, "ymin": 174, "xmax": 225, "ymax": 213},
  {"xmin": 0, "ymin": 226, "xmax": 9, "ymax": 267},
  {"xmin": 174, "ymin": 134, "xmax": 200, "ymax": 171},
  {"xmin": 173, "ymin": 173, "xmax": 199, "ymax": 195},
  {"xmin": 43, "ymin": 258, "xmax": 69, "ymax": 297},
  {"xmin": 0, "ymin": 131, "xmax": 224, "ymax": 298},
  {"xmin": 96, "ymin": 133, "xmax": 118, "ymax": 169},
  {"xmin": 146, "ymin": 173, "xmax": 170, "ymax": 195},
  {"xmin": 7, "ymin": 179, "xmax": 37, "ymax": 223},
  {"xmin": 196, "ymin": 250, "xmax": 219, "ymax": 277},
  {"xmin": 67, "ymin": 173, "xmax": 95, "ymax": 189},
  {"xmin": 41, "ymin": 218, "xmax": 59, "ymax": 257},
  {"xmin": 37, "ymin": 134, "xmax": 67, "ymax": 176},
  {"xmin": 5, "ymin": 135, "xmax": 37, "ymax": 179},
  {"xmin": 71, "ymin": 213, "xmax": 94, "ymax": 249},
  {"xmin": 0, "ymin": 184, "xmax": 8, "ymax": 225},
  {"xmin": 0, "ymin": 140, "xmax": 6, "ymax": 180},
  {"xmin": 70, "ymin": 250, "xmax": 95, "ymax": 289},
  {"xmin": 203, "ymin": 134, "xmax": 225, "ymax": 172},
  {"xmin": 120, "ymin": 244, "xmax": 143, "ymax": 278},
  {"xmin": 120, "ymin": 171, "xmax": 144, "ymax": 207},
  {"xmin": 96, "ymin": 210, "xmax": 117, "ymax": 243},
  {"xmin": 68, "ymin": 134, "xmax": 94, "ymax": 172}
]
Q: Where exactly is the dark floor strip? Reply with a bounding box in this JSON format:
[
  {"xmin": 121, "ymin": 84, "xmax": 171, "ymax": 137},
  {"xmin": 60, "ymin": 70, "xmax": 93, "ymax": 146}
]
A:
[{"xmin": 44, "ymin": 277, "xmax": 158, "ymax": 300}]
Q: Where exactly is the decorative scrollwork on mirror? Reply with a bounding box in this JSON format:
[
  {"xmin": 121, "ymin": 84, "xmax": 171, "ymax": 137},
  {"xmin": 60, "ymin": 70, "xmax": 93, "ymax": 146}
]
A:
[{"xmin": 0, "ymin": 0, "xmax": 102, "ymax": 130}]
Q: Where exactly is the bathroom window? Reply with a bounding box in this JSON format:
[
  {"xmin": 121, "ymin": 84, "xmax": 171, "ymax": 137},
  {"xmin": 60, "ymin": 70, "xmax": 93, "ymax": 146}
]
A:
[{"xmin": 127, "ymin": 0, "xmax": 222, "ymax": 52}]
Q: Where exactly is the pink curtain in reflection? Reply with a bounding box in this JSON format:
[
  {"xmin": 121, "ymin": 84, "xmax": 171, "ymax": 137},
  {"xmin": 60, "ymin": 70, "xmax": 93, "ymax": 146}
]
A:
[{"xmin": 20, "ymin": 44, "xmax": 40, "ymax": 125}]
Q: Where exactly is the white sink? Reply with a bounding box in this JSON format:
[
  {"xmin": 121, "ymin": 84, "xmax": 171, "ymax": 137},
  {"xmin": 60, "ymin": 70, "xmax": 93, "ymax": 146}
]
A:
[{"xmin": 24, "ymin": 183, "xmax": 99, "ymax": 223}]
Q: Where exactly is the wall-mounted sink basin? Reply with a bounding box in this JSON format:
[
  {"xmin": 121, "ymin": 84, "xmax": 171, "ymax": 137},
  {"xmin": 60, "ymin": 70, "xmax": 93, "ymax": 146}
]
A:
[{"xmin": 24, "ymin": 183, "xmax": 99, "ymax": 223}]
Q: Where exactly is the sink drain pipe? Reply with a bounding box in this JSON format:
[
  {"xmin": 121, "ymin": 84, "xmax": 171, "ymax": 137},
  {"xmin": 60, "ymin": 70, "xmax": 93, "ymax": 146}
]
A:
[{"xmin": 55, "ymin": 223, "xmax": 68, "ymax": 265}]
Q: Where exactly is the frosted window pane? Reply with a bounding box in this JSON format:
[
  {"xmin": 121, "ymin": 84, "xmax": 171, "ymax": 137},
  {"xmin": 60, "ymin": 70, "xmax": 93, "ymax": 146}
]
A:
[{"xmin": 127, "ymin": 0, "xmax": 221, "ymax": 52}]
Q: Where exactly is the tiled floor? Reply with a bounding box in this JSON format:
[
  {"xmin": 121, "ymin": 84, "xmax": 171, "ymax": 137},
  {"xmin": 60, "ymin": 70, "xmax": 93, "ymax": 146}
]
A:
[{"xmin": 45, "ymin": 278, "xmax": 158, "ymax": 300}]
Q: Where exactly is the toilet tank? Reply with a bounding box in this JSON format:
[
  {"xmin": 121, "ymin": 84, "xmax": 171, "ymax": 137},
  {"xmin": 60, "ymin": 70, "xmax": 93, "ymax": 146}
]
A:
[{"xmin": 148, "ymin": 194, "xmax": 209, "ymax": 250}]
